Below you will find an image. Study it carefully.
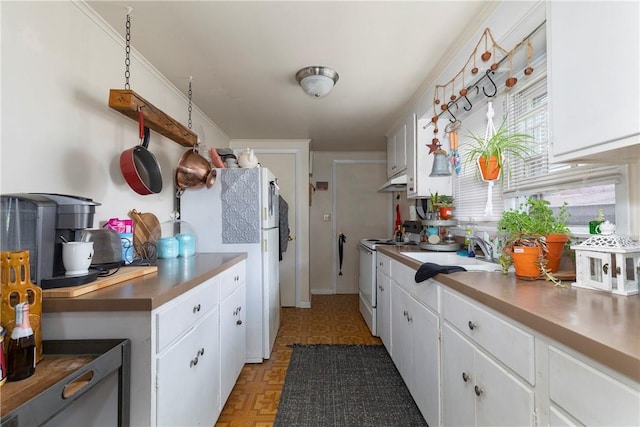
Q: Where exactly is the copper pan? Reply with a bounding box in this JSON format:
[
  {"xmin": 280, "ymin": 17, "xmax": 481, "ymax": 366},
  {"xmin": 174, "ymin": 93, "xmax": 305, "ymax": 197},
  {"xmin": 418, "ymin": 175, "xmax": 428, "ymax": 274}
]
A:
[{"xmin": 175, "ymin": 146, "xmax": 216, "ymax": 197}]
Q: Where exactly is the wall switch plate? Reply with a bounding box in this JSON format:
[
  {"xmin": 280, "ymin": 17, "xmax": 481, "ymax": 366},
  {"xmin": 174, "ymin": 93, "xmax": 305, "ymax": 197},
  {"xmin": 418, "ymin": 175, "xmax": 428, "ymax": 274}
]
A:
[{"xmin": 323, "ymin": 214, "xmax": 331, "ymax": 221}]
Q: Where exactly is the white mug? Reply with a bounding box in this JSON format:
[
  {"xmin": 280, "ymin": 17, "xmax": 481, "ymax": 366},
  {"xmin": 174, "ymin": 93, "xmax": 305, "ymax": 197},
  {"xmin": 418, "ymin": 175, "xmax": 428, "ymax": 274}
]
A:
[{"xmin": 62, "ymin": 242, "xmax": 94, "ymax": 276}]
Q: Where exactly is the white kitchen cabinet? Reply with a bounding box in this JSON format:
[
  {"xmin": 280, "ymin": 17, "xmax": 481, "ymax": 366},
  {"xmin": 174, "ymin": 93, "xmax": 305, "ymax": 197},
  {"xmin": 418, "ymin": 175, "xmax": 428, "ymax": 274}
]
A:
[
  {"xmin": 387, "ymin": 123, "xmax": 407, "ymax": 178},
  {"xmin": 156, "ymin": 306, "xmax": 220, "ymax": 426},
  {"xmin": 547, "ymin": 345, "xmax": 640, "ymax": 427},
  {"xmin": 376, "ymin": 254, "xmax": 392, "ymax": 352},
  {"xmin": 220, "ymin": 282, "xmax": 247, "ymax": 406},
  {"xmin": 442, "ymin": 323, "xmax": 535, "ymax": 427},
  {"xmin": 389, "ymin": 265, "xmax": 440, "ymax": 427},
  {"xmin": 407, "ymin": 116, "xmax": 452, "ymax": 198},
  {"xmin": 547, "ymin": 1, "xmax": 640, "ymax": 163}
]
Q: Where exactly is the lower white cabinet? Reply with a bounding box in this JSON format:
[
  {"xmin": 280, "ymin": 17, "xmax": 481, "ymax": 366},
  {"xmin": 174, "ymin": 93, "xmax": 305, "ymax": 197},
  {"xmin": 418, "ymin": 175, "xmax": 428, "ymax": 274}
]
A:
[
  {"xmin": 548, "ymin": 345, "xmax": 640, "ymax": 427},
  {"xmin": 220, "ymin": 282, "xmax": 247, "ymax": 406},
  {"xmin": 391, "ymin": 282, "xmax": 439, "ymax": 427},
  {"xmin": 376, "ymin": 258, "xmax": 392, "ymax": 351},
  {"xmin": 156, "ymin": 306, "xmax": 220, "ymax": 425},
  {"xmin": 442, "ymin": 323, "xmax": 535, "ymax": 427}
]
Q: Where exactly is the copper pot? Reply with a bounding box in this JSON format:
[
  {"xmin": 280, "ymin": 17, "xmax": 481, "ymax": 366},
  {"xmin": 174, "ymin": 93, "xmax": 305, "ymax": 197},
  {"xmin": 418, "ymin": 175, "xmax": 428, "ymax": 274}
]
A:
[{"xmin": 175, "ymin": 147, "xmax": 216, "ymax": 197}]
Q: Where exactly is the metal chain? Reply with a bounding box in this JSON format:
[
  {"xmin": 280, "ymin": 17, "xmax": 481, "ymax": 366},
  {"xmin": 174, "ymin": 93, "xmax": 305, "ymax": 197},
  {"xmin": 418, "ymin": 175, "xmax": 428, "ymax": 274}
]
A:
[
  {"xmin": 188, "ymin": 79, "xmax": 193, "ymax": 130},
  {"xmin": 124, "ymin": 13, "xmax": 131, "ymax": 89}
]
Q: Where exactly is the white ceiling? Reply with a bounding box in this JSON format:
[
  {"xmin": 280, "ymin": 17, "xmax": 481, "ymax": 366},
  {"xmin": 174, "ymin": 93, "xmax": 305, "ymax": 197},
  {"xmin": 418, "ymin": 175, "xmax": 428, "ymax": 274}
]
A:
[{"xmin": 88, "ymin": 1, "xmax": 495, "ymax": 152}]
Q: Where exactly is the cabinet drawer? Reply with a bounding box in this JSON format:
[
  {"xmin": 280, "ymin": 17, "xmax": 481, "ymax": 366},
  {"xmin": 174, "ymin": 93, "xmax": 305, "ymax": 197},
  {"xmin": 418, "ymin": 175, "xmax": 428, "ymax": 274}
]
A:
[
  {"xmin": 156, "ymin": 275, "xmax": 219, "ymax": 353},
  {"xmin": 377, "ymin": 253, "xmax": 391, "ymax": 277},
  {"xmin": 392, "ymin": 261, "xmax": 438, "ymax": 312},
  {"xmin": 219, "ymin": 260, "xmax": 246, "ymax": 302},
  {"xmin": 549, "ymin": 346, "xmax": 640, "ymax": 426},
  {"xmin": 442, "ymin": 289, "xmax": 535, "ymax": 385}
]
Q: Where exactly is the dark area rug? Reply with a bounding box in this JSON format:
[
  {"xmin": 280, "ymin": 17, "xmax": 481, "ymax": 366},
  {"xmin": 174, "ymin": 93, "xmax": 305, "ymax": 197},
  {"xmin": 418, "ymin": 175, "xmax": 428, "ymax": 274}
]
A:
[{"xmin": 274, "ymin": 344, "xmax": 428, "ymax": 427}]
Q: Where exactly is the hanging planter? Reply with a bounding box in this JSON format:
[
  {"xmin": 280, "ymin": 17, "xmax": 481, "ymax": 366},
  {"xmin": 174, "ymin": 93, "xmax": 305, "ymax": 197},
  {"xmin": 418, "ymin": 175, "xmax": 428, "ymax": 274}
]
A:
[{"xmin": 476, "ymin": 156, "xmax": 501, "ymax": 181}]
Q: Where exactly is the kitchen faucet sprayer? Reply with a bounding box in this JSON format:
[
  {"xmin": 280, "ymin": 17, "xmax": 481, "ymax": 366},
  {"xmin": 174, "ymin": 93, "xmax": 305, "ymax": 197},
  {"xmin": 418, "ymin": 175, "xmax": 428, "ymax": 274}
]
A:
[{"xmin": 470, "ymin": 236, "xmax": 495, "ymax": 262}]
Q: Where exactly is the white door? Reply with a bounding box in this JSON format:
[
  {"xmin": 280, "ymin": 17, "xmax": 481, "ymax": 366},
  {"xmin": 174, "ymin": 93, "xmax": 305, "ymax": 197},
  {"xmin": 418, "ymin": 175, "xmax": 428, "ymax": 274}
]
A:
[
  {"xmin": 255, "ymin": 153, "xmax": 297, "ymax": 307},
  {"xmin": 335, "ymin": 161, "xmax": 388, "ymax": 294}
]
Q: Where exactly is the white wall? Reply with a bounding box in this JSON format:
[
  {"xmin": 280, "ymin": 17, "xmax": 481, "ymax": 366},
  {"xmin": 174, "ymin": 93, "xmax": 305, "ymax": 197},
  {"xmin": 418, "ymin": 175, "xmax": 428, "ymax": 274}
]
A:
[{"xmin": 1, "ymin": 1, "xmax": 229, "ymax": 225}]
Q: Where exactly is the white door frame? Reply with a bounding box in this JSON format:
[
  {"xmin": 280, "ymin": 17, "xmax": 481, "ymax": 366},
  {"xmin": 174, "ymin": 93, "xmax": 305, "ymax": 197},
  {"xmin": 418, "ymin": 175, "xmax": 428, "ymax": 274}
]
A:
[
  {"xmin": 230, "ymin": 140, "xmax": 310, "ymax": 308},
  {"xmin": 332, "ymin": 159, "xmax": 387, "ymax": 293}
]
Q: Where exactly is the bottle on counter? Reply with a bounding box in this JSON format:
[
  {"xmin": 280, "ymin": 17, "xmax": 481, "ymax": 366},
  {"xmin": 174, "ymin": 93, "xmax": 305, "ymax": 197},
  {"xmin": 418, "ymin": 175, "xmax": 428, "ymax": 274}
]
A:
[
  {"xmin": 589, "ymin": 209, "xmax": 605, "ymax": 234},
  {"xmin": 7, "ymin": 302, "xmax": 36, "ymax": 382}
]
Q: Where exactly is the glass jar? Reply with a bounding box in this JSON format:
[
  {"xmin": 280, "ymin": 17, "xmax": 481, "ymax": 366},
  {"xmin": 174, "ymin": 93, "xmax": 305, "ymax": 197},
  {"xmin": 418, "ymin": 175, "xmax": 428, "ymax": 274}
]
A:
[{"xmin": 152, "ymin": 212, "xmax": 197, "ymax": 259}]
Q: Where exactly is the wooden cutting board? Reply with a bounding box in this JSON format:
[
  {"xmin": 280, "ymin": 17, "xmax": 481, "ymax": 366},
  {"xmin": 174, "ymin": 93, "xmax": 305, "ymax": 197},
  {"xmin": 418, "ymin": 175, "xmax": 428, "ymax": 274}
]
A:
[{"xmin": 42, "ymin": 266, "xmax": 157, "ymax": 298}]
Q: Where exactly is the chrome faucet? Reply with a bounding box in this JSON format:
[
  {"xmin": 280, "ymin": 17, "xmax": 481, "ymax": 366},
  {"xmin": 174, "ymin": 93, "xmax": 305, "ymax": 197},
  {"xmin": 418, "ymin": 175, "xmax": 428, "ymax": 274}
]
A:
[{"xmin": 470, "ymin": 236, "xmax": 494, "ymax": 262}]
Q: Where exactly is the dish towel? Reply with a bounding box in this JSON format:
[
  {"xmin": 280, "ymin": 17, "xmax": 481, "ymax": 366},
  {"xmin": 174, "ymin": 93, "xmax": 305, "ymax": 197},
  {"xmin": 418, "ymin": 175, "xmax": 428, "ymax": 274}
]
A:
[
  {"xmin": 415, "ymin": 262, "xmax": 467, "ymax": 283},
  {"xmin": 278, "ymin": 195, "xmax": 289, "ymax": 261}
]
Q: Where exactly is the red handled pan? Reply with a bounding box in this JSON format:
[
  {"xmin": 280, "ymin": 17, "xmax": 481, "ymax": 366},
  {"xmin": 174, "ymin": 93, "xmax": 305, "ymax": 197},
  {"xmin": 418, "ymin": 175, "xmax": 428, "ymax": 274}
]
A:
[{"xmin": 120, "ymin": 110, "xmax": 163, "ymax": 195}]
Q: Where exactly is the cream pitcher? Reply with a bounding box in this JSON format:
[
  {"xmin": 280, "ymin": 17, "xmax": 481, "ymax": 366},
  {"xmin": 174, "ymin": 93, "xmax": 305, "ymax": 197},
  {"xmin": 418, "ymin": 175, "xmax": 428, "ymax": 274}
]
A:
[{"xmin": 238, "ymin": 148, "xmax": 259, "ymax": 168}]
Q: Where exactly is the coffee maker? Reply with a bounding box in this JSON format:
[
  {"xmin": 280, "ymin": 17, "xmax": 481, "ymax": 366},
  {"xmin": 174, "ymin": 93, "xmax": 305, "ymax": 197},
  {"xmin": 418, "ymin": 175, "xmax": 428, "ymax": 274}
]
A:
[{"xmin": 0, "ymin": 193, "xmax": 101, "ymax": 288}]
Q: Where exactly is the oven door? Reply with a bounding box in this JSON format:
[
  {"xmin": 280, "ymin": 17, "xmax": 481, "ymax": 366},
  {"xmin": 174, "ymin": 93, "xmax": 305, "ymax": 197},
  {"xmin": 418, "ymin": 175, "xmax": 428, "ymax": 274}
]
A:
[{"xmin": 359, "ymin": 244, "xmax": 376, "ymax": 307}]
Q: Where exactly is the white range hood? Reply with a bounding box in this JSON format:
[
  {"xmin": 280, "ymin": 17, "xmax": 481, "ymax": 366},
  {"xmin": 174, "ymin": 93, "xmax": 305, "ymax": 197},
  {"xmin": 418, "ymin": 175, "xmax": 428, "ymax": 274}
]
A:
[{"xmin": 377, "ymin": 174, "xmax": 407, "ymax": 192}]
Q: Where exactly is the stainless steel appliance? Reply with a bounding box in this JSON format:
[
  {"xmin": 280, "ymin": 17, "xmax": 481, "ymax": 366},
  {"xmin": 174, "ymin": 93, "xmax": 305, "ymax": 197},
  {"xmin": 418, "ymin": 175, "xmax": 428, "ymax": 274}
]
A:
[
  {"xmin": 181, "ymin": 168, "xmax": 280, "ymax": 362},
  {"xmin": 0, "ymin": 193, "xmax": 101, "ymax": 287}
]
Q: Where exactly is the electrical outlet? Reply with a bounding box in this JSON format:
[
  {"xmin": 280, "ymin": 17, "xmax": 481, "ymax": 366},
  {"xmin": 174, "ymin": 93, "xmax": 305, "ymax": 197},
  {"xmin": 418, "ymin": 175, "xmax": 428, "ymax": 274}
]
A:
[{"xmin": 323, "ymin": 214, "xmax": 331, "ymax": 221}]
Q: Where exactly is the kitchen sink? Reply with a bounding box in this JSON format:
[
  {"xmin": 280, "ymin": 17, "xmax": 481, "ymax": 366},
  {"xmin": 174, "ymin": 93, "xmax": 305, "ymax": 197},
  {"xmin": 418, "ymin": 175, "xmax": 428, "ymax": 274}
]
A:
[{"xmin": 400, "ymin": 251, "xmax": 501, "ymax": 272}]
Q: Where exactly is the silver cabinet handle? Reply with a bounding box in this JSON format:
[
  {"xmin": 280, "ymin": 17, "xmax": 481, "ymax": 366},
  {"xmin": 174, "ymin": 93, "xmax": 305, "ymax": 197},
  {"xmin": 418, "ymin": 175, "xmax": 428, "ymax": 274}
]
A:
[
  {"xmin": 462, "ymin": 372, "xmax": 470, "ymax": 382},
  {"xmin": 193, "ymin": 304, "xmax": 201, "ymax": 313},
  {"xmin": 236, "ymin": 319, "xmax": 243, "ymax": 326},
  {"xmin": 468, "ymin": 321, "xmax": 477, "ymax": 330}
]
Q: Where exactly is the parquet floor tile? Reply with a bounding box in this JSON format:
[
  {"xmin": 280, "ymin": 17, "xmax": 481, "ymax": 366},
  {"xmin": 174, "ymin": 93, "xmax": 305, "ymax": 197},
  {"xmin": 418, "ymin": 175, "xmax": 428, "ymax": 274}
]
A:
[{"xmin": 215, "ymin": 294, "xmax": 380, "ymax": 426}]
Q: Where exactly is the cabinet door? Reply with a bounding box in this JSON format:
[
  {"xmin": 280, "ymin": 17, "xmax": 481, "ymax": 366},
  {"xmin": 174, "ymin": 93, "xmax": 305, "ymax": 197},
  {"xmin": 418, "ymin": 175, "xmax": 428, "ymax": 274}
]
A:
[
  {"xmin": 220, "ymin": 284, "xmax": 247, "ymax": 405},
  {"xmin": 156, "ymin": 307, "xmax": 220, "ymax": 426},
  {"xmin": 408, "ymin": 294, "xmax": 440, "ymax": 427},
  {"xmin": 441, "ymin": 324, "xmax": 475, "ymax": 427},
  {"xmin": 394, "ymin": 123, "xmax": 407, "ymax": 173},
  {"xmin": 387, "ymin": 134, "xmax": 396, "ymax": 178},
  {"xmin": 376, "ymin": 269, "xmax": 392, "ymax": 352},
  {"xmin": 548, "ymin": 1, "xmax": 639, "ymax": 162},
  {"xmin": 390, "ymin": 283, "xmax": 411, "ymax": 376},
  {"xmin": 475, "ymin": 347, "xmax": 535, "ymax": 427},
  {"xmin": 406, "ymin": 113, "xmax": 417, "ymax": 196}
]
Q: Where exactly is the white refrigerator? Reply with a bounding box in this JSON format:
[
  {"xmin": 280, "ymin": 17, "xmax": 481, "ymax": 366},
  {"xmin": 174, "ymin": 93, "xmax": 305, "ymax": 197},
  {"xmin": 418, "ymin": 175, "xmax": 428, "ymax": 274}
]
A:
[{"xmin": 181, "ymin": 167, "xmax": 280, "ymax": 362}]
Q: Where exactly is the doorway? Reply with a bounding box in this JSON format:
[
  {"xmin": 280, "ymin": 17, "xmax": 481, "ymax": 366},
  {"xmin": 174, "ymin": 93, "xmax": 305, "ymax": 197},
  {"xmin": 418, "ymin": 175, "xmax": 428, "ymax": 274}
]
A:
[{"xmin": 334, "ymin": 161, "xmax": 389, "ymax": 293}]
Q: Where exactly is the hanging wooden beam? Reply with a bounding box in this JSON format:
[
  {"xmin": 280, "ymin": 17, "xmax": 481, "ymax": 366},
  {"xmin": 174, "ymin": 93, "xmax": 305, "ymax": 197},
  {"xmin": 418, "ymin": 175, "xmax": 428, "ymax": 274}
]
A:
[{"xmin": 109, "ymin": 89, "xmax": 196, "ymax": 147}]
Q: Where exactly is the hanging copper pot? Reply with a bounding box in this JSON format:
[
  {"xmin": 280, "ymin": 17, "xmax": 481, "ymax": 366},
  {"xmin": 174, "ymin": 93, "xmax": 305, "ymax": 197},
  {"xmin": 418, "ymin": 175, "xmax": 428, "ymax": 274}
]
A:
[{"xmin": 175, "ymin": 146, "xmax": 216, "ymax": 197}]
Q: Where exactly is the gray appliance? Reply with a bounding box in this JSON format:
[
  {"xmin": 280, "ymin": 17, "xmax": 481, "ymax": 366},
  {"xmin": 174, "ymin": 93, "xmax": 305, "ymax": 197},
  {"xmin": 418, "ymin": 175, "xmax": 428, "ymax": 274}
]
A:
[{"xmin": 0, "ymin": 193, "xmax": 101, "ymax": 287}]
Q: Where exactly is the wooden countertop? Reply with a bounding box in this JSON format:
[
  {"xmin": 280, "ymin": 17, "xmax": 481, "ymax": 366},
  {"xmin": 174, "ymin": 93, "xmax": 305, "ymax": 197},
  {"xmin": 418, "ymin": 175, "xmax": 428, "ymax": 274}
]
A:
[
  {"xmin": 378, "ymin": 245, "xmax": 640, "ymax": 383},
  {"xmin": 43, "ymin": 253, "xmax": 247, "ymax": 313}
]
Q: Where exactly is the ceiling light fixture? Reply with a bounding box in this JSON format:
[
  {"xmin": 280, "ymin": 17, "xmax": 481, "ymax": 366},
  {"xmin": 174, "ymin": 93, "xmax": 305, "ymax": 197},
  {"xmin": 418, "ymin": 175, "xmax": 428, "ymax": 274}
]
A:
[{"xmin": 295, "ymin": 66, "xmax": 339, "ymax": 98}]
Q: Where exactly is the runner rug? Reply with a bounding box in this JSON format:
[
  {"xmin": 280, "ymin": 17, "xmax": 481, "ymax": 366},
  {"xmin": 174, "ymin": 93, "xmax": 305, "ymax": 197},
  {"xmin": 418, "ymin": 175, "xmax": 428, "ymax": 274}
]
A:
[{"xmin": 274, "ymin": 344, "xmax": 428, "ymax": 426}]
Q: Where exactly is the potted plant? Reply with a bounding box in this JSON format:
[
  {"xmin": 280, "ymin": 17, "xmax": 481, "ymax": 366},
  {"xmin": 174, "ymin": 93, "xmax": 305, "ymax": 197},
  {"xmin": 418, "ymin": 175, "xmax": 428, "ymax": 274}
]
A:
[
  {"xmin": 430, "ymin": 192, "xmax": 454, "ymax": 220},
  {"xmin": 497, "ymin": 198, "xmax": 570, "ymax": 283},
  {"xmin": 464, "ymin": 116, "xmax": 536, "ymax": 181}
]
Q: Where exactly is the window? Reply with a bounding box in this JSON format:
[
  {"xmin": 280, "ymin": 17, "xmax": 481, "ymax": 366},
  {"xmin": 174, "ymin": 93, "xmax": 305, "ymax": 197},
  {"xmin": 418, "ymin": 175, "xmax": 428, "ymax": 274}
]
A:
[{"xmin": 453, "ymin": 55, "xmax": 624, "ymax": 234}]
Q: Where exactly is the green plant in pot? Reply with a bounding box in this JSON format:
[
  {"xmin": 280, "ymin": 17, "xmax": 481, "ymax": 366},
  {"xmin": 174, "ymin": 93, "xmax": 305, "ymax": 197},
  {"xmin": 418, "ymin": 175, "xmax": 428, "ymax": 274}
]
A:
[
  {"xmin": 497, "ymin": 198, "xmax": 570, "ymax": 284},
  {"xmin": 430, "ymin": 192, "xmax": 454, "ymax": 220},
  {"xmin": 464, "ymin": 115, "xmax": 536, "ymax": 182}
]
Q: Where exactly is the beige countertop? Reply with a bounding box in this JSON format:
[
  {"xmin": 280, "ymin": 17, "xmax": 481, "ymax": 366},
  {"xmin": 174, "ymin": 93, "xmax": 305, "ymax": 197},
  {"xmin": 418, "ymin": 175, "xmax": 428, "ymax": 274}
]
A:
[
  {"xmin": 43, "ymin": 253, "xmax": 247, "ymax": 313},
  {"xmin": 378, "ymin": 245, "xmax": 640, "ymax": 383}
]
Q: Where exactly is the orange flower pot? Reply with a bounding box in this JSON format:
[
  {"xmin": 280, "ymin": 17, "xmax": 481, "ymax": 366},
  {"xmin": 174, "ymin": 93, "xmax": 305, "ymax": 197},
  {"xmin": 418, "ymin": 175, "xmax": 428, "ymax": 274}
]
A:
[
  {"xmin": 545, "ymin": 233, "xmax": 569, "ymax": 273},
  {"xmin": 477, "ymin": 156, "xmax": 501, "ymax": 181},
  {"xmin": 439, "ymin": 206, "xmax": 453, "ymax": 220},
  {"xmin": 511, "ymin": 245, "xmax": 542, "ymax": 279}
]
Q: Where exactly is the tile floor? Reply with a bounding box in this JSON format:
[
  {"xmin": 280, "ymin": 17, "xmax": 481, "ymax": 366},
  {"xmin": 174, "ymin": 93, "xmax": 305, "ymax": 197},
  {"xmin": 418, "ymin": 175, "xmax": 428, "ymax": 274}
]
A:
[{"xmin": 215, "ymin": 294, "xmax": 381, "ymax": 427}]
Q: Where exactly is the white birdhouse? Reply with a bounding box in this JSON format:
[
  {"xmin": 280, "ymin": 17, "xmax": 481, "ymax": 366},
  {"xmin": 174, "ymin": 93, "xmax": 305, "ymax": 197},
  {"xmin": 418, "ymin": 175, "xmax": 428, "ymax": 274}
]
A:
[{"xmin": 571, "ymin": 222, "xmax": 640, "ymax": 296}]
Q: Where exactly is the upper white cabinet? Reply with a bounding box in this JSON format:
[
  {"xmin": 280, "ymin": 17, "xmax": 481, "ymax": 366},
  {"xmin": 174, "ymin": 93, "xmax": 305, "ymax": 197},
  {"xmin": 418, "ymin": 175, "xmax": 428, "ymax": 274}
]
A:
[
  {"xmin": 407, "ymin": 116, "xmax": 452, "ymax": 198},
  {"xmin": 387, "ymin": 123, "xmax": 407, "ymax": 178},
  {"xmin": 547, "ymin": 1, "xmax": 640, "ymax": 163}
]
